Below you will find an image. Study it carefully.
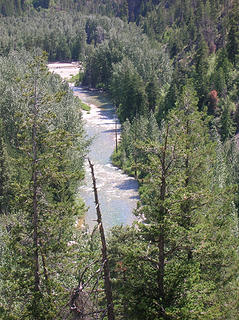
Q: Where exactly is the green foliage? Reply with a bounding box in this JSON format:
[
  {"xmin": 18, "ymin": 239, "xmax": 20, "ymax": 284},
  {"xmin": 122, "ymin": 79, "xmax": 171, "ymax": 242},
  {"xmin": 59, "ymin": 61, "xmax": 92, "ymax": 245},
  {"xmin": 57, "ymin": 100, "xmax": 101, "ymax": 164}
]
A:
[
  {"xmin": 0, "ymin": 10, "xmax": 87, "ymax": 61},
  {"xmin": 0, "ymin": 0, "xmax": 25, "ymax": 16},
  {"xmin": 77, "ymin": 98, "xmax": 91, "ymax": 112},
  {"xmin": 111, "ymin": 59, "xmax": 147, "ymax": 122},
  {"xmin": 0, "ymin": 2, "xmax": 239, "ymax": 319},
  {"xmin": 0, "ymin": 120, "xmax": 12, "ymax": 215},
  {"xmin": 68, "ymin": 71, "xmax": 84, "ymax": 85},
  {"xmin": 83, "ymin": 21, "xmax": 172, "ymax": 88},
  {"xmin": 112, "ymin": 112, "xmax": 159, "ymax": 176},
  {"xmin": 193, "ymin": 37, "xmax": 210, "ymax": 108},
  {"xmin": 83, "ymin": 22, "xmax": 171, "ymax": 121},
  {"xmin": 227, "ymin": 3, "xmax": 239, "ymax": 66},
  {"xmin": 0, "ymin": 51, "xmax": 87, "ymax": 319},
  {"xmin": 219, "ymin": 97, "xmax": 236, "ymax": 142},
  {"xmin": 4, "ymin": 0, "xmax": 238, "ymax": 142},
  {"xmin": 33, "ymin": 0, "xmax": 50, "ymax": 9},
  {"xmin": 109, "ymin": 225, "xmax": 160, "ymax": 320},
  {"xmin": 111, "ymin": 83, "xmax": 239, "ymax": 319},
  {"xmin": 83, "ymin": 38, "xmax": 124, "ymax": 88}
]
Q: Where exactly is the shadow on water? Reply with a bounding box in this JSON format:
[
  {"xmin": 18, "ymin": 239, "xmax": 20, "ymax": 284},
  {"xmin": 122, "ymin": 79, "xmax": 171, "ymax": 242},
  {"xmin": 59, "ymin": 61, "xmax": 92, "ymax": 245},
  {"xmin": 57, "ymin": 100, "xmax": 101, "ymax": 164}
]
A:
[
  {"xmin": 102, "ymin": 128, "xmax": 121, "ymax": 134},
  {"xmin": 116, "ymin": 179, "xmax": 138, "ymax": 191},
  {"xmin": 130, "ymin": 195, "xmax": 140, "ymax": 200},
  {"xmin": 100, "ymin": 103, "xmax": 114, "ymax": 110},
  {"xmin": 74, "ymin": 87, "xmax": 112, "ymax": 105},
  {"xmin": 98, "ymin": 104, "xmax": 115, "ymax": 119},
  {"xmin": 95, "ymin": 94, "xmax": 112, "ymax": 105}
]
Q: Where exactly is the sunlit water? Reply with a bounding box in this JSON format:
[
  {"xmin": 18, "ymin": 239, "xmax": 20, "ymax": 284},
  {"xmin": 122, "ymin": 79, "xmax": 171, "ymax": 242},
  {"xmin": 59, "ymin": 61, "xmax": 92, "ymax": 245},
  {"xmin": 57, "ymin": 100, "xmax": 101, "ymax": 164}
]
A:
[{"xmin": 73, "ymin": 87, "xmax": 139, "ymax": 231}]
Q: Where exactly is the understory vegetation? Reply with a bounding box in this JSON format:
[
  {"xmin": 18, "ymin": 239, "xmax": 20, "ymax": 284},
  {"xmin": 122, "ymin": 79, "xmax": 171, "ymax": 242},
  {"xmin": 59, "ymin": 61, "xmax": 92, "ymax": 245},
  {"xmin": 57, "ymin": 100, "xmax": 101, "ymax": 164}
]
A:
[{"xmin": 0, "ymin": 0, "xmax": 239, "ymax": 319}]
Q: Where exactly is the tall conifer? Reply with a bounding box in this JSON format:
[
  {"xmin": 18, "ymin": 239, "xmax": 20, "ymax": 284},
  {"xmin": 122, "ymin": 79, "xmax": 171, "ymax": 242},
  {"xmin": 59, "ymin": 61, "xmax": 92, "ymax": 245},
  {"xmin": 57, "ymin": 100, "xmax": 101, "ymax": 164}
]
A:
[
  {"xmin": 134, "ymin": 82, "xmax": 238, "ymax": 318},
  {"xmin": 0, "ymin": 53, "xmax": 85, "ymax": 319}
]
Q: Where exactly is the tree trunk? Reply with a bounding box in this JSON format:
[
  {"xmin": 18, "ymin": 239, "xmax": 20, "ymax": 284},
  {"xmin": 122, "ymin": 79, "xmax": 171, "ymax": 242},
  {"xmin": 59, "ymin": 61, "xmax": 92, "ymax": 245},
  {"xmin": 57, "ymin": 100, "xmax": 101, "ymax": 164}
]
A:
[
  {"xmin": 88, "ymin": 159, "xmax": 115, "ymax": 320},
  {"xmin": 32, "ymin": 79, "xmax": 40, "ymax": 294},
  {"xmin": 158, "ymin": 232, "xmax": 165, "ymax": 301},
  {"xmin": 157, "ymin": 125, "xmax": 168, "ymax": 318}
]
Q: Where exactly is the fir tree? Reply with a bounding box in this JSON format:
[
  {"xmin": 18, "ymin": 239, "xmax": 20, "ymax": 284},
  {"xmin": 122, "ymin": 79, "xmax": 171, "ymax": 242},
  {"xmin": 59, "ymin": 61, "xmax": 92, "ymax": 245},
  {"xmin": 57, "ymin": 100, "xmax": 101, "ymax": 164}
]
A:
[
  {"xmin": 219, "ymin": 97, "xmax": 236, "ymax": 141},
  {"xmin": 0, "ymin": 53, "xmax": 85, "ymax": 319},
  {"xmin": 0, "ymin": 120, "xmax": 11, "ymax": 215},
  {"xmin": 194, "ymin": 37, "xmax": 209, "ymax": 108},
  {"xmin": 227, "ymin": 3, "xmax": 239, "ymax": 66},
  {"xmin": 132, "ymin": 82, "xmax": 239, "ymax": 318}
]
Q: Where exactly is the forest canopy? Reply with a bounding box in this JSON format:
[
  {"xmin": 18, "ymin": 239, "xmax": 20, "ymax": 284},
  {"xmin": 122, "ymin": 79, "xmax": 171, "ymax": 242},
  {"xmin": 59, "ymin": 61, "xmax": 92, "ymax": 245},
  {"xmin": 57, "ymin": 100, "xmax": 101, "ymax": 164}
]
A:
[{"xmin": 0, "ymin": 0, "xmax": 239, "ymax": 319}]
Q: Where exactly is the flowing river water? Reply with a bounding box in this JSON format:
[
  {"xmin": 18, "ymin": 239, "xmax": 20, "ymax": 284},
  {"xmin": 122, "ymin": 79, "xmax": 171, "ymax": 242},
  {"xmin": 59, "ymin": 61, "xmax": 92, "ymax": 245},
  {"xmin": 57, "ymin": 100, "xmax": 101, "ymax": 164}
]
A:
[{"xmin": 48, "ymin": 63, "xmax": 139, "ymax": 231}]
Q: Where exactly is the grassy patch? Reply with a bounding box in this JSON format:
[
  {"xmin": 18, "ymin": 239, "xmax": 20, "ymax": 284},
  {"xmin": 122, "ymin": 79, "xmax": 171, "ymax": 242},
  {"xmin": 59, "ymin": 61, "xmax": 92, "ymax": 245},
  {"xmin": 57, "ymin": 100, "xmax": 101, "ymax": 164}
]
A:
[
  {"xmin": 75, "ymin": 97, "xmax": 91, "ymax": 112},
  {"xmin": 80, "ymin": 101, "xmax": 90, "ymax": 111},
  {"xmin": 111, "ymin": 149, "xmax": 121, "ymax": 167},
  {"xmin": 68, "ymin": 73, "xmax": 80, "ymax": 83}
]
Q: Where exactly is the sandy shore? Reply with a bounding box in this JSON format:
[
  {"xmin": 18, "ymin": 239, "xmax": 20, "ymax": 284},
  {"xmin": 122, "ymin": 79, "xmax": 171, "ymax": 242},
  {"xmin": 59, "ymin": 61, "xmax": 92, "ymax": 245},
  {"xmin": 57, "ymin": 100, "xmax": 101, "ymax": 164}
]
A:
[
  {"xmin": 48, "ymin": 62, "xmax": 94, "ymax": 120},
  {"xmin": 48, "ymin": 62, "xmax": 80, "ymax": 80}
]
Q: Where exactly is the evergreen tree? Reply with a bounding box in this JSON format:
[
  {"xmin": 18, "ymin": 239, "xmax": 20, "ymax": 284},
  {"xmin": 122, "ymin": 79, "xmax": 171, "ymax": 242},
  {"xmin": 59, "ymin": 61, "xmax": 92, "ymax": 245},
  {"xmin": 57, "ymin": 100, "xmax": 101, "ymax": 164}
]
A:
[
  {"xmin": 0, "ymin": 120, "xmax": 11, "ymax": 215},
  {"xmin": 119, "ymin": 0, "xmax": 128, "ymax": 21},
  {"xmin": 194, "ymin": 37, "xmax": 209, "ymax": 108},
  {"xmin": 219, "ymin": 97, "xmax": 236, "ymax": 142},
  {"xmin": 0, "ymin": 53, "xmax": 85, "ymax": 319},
  {"xmin": 130, "ymin": 82, "xmax": 239, "ymax": 318},
  {"xmin": 146, "ymin": 77, "xmax": 160, "ymax": 113},
  {"xmin": 110, "ymin": 59, "xmax": 147, "ymax": 122},
  {"xmin": 212, "ymin": 67, "xmax": 227, "ymax": 96},
  {"xmin": 33, "ymin": 0, "xmax": 50, "ymax": 9},
  {"xmin": 227, "ymin": 3, "xmax": 239, "ymax": 66}
]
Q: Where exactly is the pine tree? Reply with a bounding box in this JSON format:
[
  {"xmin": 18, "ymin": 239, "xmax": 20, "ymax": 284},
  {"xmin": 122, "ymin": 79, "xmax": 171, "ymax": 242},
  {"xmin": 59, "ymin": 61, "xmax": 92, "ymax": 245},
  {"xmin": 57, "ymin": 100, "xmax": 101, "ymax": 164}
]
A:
[
  {"xmin": 0, "ymin": 120, "xmax": 11, "ymax": 215},
  {"xmin": 227, "ymin": 3, "xmax": 239, "ymax": 66},
  {"xmin": 33, "ymin": 0, "xmax": 50, "ymax": 9},
  {"xmin": 194, "ymin": 37, "xmax": 209, "ymax": 108},
  {"xmin": 110, "ymin": 58, "xmax": 147, "ymax": 122},
  {"xmin": 146, "ymin": 77, "xmax": 160, "ymax": 113},
  {"xmin": 0, "ymin": 53, "xmax": 85, "ymax": 319},
  {"xmin": 119, "ymin": 0, "xmax": 128, "ymax": 21},
  {"xmin": 219, "ymin": 97, "xmax": 236, "ymax": 141},
  {"xmin": 133, "ymin": 82, "xmax": 238, "ymax": 318}
]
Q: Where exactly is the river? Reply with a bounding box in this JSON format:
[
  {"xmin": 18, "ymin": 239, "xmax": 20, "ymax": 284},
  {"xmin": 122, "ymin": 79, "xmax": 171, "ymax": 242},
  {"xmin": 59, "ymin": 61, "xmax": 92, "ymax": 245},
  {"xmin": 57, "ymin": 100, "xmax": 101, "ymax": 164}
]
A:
[{"xmin": 48, "ymin": 63, "xmax": 139, "ymax": 231}]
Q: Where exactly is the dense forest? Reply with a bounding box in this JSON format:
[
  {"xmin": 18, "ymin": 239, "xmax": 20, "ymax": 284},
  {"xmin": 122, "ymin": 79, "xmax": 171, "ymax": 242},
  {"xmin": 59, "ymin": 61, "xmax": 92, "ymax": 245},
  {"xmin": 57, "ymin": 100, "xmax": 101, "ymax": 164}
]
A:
[{"xmin": 0, "ymin": 0, "xmax": 239, "ymax": 319}]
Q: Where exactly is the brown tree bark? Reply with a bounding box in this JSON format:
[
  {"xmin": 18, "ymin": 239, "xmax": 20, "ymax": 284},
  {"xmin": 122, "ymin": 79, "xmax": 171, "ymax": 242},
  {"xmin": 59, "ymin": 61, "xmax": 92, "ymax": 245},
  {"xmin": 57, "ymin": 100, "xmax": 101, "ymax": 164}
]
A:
[
  {"xmin": 88, "ymin": 159, "xmax": 115, "ymax": 320},
  {"xmin": 157, "ymin": 125, "xmax": 168, "ymax": 303},
  {"xmin": 157, "ymin": 125, "xmax": 171, "ymax": 319},
  {"xmin": 32, "ymin": 79, "xmax": 40, "ymax": 294}
]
